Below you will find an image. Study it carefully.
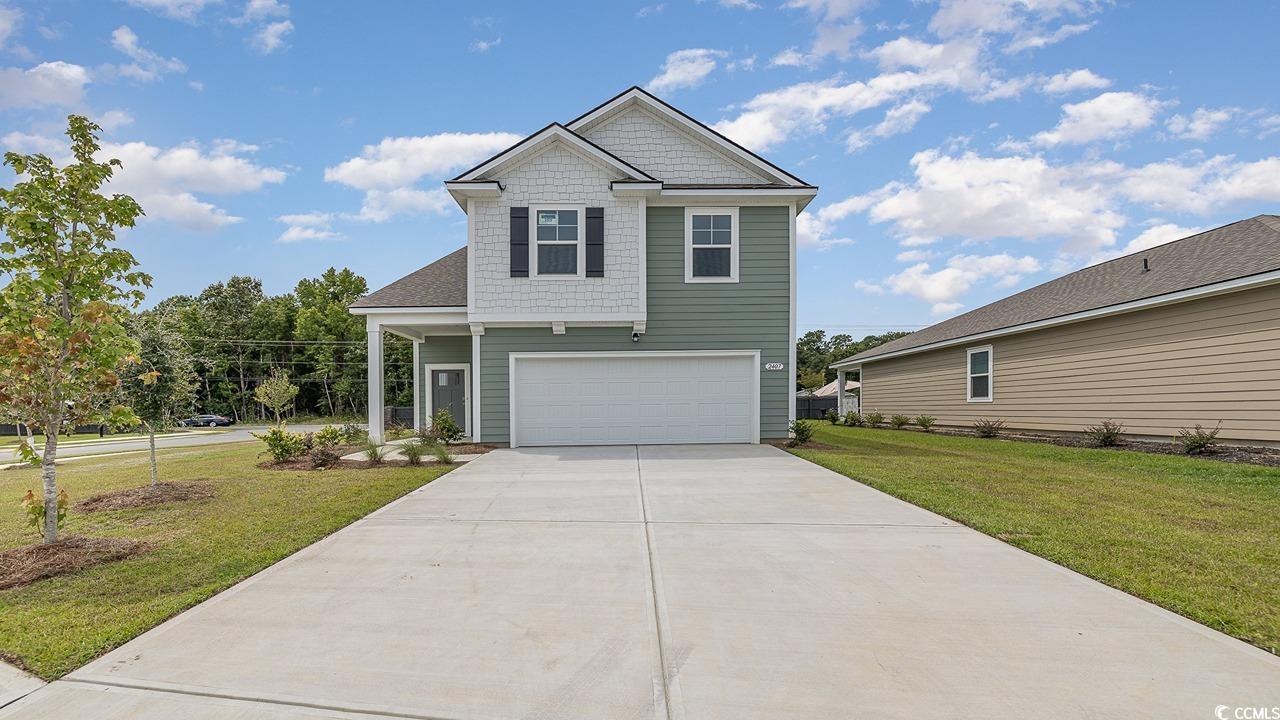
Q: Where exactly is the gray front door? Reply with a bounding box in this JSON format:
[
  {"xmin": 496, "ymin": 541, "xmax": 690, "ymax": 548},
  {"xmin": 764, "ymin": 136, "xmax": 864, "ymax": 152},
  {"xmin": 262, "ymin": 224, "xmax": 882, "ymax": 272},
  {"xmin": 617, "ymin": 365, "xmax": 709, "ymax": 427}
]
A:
[{"xmin": 431, "ymin": 370, "xmax": 466, "ymax": 430}]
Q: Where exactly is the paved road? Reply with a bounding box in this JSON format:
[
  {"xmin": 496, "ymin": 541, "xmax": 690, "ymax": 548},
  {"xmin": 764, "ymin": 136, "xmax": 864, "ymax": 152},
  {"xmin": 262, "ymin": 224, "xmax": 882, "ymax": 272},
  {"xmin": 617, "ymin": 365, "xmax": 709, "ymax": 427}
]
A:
[
  {"xmin": 3, "ymin": 444, "xmax": 1278, "ymax": 718},
  {"xmin": 2, "ymin": 425, "xmax": 333, "ymax": 463}
]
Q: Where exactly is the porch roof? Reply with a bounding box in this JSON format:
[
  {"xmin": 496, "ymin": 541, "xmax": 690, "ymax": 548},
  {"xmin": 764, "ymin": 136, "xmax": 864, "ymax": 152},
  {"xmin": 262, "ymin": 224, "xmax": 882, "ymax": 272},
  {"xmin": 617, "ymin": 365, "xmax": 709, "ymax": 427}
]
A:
[{"xmin": 350, "ymin": 246, "xmax": 468, "ymax": 309}]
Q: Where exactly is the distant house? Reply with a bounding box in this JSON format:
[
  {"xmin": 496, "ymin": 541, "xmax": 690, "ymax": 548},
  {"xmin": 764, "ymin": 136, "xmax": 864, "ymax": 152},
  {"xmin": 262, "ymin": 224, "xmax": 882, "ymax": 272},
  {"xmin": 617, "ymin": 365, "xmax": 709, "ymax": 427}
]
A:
[{"xmin": 830, "ymin": 215, "xmax": 1280, "ymax": 445}]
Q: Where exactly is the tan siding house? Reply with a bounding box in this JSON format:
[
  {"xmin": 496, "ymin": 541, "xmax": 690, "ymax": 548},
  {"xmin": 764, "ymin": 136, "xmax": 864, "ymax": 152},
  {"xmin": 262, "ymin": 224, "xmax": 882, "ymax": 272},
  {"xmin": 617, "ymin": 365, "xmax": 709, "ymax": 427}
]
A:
[{"xmin": 833, "ymin": 216, "xmax": 1280, "ymax": 445}]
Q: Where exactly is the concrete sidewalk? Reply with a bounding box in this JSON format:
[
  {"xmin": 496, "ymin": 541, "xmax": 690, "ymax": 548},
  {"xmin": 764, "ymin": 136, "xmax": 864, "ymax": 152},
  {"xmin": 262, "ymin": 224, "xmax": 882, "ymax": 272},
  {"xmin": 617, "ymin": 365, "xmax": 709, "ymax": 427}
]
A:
[{"xmin": 3, "ymin": 444, "xmax": 1278, "ymax": 719}]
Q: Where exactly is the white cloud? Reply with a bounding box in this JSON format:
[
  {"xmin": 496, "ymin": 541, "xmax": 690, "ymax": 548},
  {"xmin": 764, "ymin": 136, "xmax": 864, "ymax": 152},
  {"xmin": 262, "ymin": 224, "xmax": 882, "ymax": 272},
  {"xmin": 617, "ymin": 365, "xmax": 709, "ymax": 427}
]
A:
[
  {"xmin": 1117, "ymin": 155, "xmax": 1280, "ymax": 214},
  {"xmin": 647, "ymin": 48, "xmax": 727, "ymax": 94},
  {"xmin": 854, "ymin": 279, "xmax": 884, "ymax": 294},
  {"xmin": 2, "ymin": 130, "xmax": 66, "ymax": 155},
  {"xmin": 635, "ymin": 4, "xmax": 665, "ymax": 18},
  {"xmin": 277, "ymin": 211, "xmax": 343, "ymax": 243},
  {"xmin": 1165, "ymin": 106, "xmax": 1235, "ymax": 141},
  {"xmin": 846, "ymin": 98, "xmax": 930, "ymax": 152},
  {"xmin": 884, "ymin": 252, "xmax": 1041, "ymax": 313},
  {"xmin": 251, "ymin": 19, "xmax": 292, "ymax": 53},
  {"xmin": 0, "ymin": 4, "xmax": 20, "ymax": 51},
  {"xmin": 1258, "ymin": 114, "xmax": 1280, "ymax": 139},
  {"xmin": 469, "ymin": 36, "xmax": 501, "ymax": 53},
  {"xmin": 99, "ymin": 109, "xmax": 135, "ymax": 131},
  {"xmin": 719, "ymin": 0, "xmax": 761, "ymax": 9},
  {"xmin": 1085, "ymin": 222, "xmax": 1203, "ymax": 266},
  {"xmin": 1040, "ymin": 68, "xmax": 1110, "ymax": 94},
  {"xmin": 796, "ymin": 188, "xmax": 891, "ymax": 250},
  {"xmin": 188, "ymin": 80, "xmax": 204, "ymax": 91},
  {"xmin": 862, "ymin": 149, "xmax": 1126, "ymax": 253},
  {"xmin": 123, "ymin": 0, "xmax": 219, "ymax": 22},
  {"xmin": 0, "ymin": 61, "xmax": 90, "ymax": 110},
  {"xmin": 726, "ymin": 55, "xmax": 756, "ymax": 72},
  {"xmin": 110, "ymin": 25, "xmax": 186, "ymax": 81},
  {"xmin": 1003, "ymin": 22, "xmax": 1092, "ymax": 53},
  {"xmin": 232, "ymin": 0, "xmax": 288, "ymax": 24},
  {"xmin": 895, "ymin": 249, "xmax": 936, "ymax": 262},
  {"xmin": 769, "ymin": 48, "xmax": 812, "ymax": 68},
  {"xmin": 1033, "ymin": 91, "xmax": 1167, "ymax": 146},
  {"xmin": 325, "ymin": 131, "xmax": 521, "ymax": 221},
  {"xmin": 781, "ymin": 0, "xmax": 869, "ymax": 61},
  {"xmin": 930, "ymin": 0, "xmax": 1093, "ymax": 39}
]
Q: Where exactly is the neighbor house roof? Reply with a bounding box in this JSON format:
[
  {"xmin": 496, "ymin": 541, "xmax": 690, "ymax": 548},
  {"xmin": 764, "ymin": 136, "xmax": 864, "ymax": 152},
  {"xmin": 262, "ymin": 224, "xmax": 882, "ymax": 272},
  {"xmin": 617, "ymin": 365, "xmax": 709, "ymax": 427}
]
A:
[
  {"xmin": 349, "ymin": 247, "xmax": 467, "ymax": 308},
  {"xmin": 837, "ymin": 215, "xmax": 1280, "ymax": 365}
]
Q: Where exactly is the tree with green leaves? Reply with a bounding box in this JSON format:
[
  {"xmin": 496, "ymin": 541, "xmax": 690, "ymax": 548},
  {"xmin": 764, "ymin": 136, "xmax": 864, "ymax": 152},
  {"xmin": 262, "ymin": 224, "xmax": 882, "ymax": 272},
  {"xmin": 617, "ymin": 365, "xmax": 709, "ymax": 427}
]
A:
[
  {"xmin": 254, "ymin": 367, "xmax": 299, "ymax": 425},
  {"xmin": 119, "ymin": 311, "xmax": 198, "ymax": 487},
  {"xmin": 0, "ymin": 115, "xmax": 150, "ymax": 544},
  {"xmin": 294, "ymin": 268, "xmax": 366, "ymax": 416}
]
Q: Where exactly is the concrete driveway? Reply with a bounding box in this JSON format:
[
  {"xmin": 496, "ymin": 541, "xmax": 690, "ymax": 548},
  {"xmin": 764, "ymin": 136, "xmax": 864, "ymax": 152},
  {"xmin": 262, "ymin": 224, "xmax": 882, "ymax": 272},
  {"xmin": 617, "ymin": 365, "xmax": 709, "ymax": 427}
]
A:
[{"xmin": 4, "ymin": 444, "xmax": 1278, "ymax": 719}]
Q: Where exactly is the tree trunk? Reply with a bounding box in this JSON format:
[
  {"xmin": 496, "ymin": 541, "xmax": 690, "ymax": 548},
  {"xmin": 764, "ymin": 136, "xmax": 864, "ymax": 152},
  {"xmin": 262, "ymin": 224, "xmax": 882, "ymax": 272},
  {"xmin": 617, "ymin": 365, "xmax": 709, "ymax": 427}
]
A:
[
  {"xmin": 41, "ymin": 415, "xmax": 61, "ymax": 545},
  {"xmin": 148, "ymin": 425, "xmax": 158, "ymax": 487},
  {"xmin": 322, "ymin": 377, "xmax": 334, "ymax": 417}
]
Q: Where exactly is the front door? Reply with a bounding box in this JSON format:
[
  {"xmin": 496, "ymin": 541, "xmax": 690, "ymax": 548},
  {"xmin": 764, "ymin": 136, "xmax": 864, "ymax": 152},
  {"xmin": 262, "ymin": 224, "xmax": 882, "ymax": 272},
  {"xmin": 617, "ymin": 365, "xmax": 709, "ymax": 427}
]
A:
[{"xmin": 431, "ymin": 370, "xmax": 466, "ymax": 431}]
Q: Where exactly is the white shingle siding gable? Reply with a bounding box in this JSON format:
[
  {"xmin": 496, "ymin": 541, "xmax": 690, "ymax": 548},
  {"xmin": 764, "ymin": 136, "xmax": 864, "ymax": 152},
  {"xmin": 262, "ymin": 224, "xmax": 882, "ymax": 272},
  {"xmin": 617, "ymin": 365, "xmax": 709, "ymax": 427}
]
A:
[
  {"xmin": 583, "ymin": 106, "xmax": 768, "ymax": 185},
  {"xmin": 471, "ymin": 141, "xmax": 642, "ymax": 316}
]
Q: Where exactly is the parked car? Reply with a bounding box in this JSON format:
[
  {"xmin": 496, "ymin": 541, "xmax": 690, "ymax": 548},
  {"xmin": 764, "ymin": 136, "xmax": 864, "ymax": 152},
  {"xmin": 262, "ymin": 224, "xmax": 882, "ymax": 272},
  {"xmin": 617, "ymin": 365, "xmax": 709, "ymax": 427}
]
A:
[{"xmin": 179, "ymin": 414, "xmax": 235, "ymax": 427}]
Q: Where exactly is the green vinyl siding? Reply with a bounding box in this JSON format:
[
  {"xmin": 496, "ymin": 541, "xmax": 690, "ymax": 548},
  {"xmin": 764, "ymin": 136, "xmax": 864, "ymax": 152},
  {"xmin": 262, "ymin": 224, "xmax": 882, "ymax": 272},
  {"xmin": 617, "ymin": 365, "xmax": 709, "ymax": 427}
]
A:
[
  {"xmin": 418, "ymin": 335, "xmax": 471, "ymax": 429},
  {"xmin": 478, "ymin": 205, "xmax": 791, "ymax": 443}
]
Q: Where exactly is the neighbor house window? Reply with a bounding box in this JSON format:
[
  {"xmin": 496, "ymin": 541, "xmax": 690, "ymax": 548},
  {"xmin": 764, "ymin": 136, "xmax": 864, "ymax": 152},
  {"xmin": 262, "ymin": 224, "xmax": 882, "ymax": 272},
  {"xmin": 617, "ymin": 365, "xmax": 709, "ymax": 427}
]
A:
[
  {"xmin": 533, "ymin": 207, "xmax": 582, "ymax": 276},
  {"xmin": 685, "ymin": 207, "xmax": 739, "ymax": 283},
  {"xmin": 967, "ymin": 345, "xmax": 993, "ymax": 402}
]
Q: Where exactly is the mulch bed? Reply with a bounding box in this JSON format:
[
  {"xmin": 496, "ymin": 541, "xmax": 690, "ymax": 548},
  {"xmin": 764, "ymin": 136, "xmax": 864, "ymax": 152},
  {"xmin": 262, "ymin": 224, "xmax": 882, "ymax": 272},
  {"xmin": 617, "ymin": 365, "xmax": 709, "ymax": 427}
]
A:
[
  {"xmin": 261, "ymin": 443, "xmax": 497, "ymax": 471},
  {"xmin": 795, "ymin": 423, "xmax": 1280, "ymax": 468},
  {"xmin": 0, "ymin": 536, "xmax": 150, "ymax": 591},
  {"xmin": 75, "ymin": 481, "xmax": 216, "ymax": 513}
]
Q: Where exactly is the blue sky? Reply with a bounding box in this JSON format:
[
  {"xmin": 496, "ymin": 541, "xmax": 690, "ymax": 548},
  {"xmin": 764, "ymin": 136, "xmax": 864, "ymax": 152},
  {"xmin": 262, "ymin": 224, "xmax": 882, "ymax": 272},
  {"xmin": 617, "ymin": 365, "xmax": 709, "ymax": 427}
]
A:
[{"xmin": 2, "ymin": 0, "xmax": 1278, "ymax": 335}]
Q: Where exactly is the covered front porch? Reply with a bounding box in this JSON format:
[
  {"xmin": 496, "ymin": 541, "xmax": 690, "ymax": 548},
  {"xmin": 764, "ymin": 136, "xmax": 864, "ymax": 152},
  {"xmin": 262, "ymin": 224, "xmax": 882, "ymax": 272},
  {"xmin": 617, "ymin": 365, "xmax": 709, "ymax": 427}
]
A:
[{"xmin": 355, "ymin": 308, "xmax": 477, "ymax": 445}]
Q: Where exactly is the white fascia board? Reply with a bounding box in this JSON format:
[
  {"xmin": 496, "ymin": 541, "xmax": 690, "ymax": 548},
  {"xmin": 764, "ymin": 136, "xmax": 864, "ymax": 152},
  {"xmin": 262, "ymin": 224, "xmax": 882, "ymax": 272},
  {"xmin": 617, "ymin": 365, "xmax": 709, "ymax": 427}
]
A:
[
  {"xmin": 358, "ymin": 309, "xmax": 469, "ymax": 329},
  {"xmin": 610, "ymin": 181, "xmax": 662, "ymax": 198},
  {"xmin": 653, "ymin": 187, "xmax": 818, "ymax": 212},
  {"xmin": 445, "ymin": 181, "xmax": 501, "ymax": 210},
  {"xmin": 454, "ymin": 125, "xmax": 654, "ymax": 183},
  {"xmin": 351, "ymin": 306, "xmax": 466, "ymax": 316},
  {"xmin": 830, "ymin": 269, "xmax": 1280, "ymax": 369},
  {"xmin": 466, "ymin": 312, "xmax": 646, "ymax": 324},
  {"xmin": 566, "ymin": 89, "xmax": 806, "ymax": 187}
]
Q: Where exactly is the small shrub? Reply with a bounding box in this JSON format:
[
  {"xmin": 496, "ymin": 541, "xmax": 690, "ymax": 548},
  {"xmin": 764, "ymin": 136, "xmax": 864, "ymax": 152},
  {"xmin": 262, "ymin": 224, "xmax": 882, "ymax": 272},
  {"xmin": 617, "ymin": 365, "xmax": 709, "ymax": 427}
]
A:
[
  {"xmin": 399, "ymin": 439, "xmax": 427, "ymax": 466},
  {"xmin": 864, "ymin": 410, "xmax": 885, "ymax": 428},
  {"xmin": 915, "ymin": 415, "xmax": 936, "ymax": 432},
  {"xmin": 359, "ymin": 437, "xmax": 385, "ymax": 464},
  {"xmin": 1084, "ymin": 419, "xmax": 1125, "ymax": 447},
  {"xmin": 314, "ymin": 425, "xmax": 343, "ymax": 449},
  {"xmin": 972, "ymin": 418, "xmax": 1006, "ymax": 438},
  {"xmin": 787, "ymin": 419, "xmax": 815, "ymax": 447},
  {"xmin": 428, "ymin": 439, "xmax": 454, "ymax": 465},
  {"xmin": 340, "ymin": 423, "xmax": 366, "ymax": 444},
  {"xmin": 427, "ymin": 408, "xmax": 464, "ymax": 444},
  {"xmin": 889, "ymin": 414, "xmax": 911, "ymax": 429},
  {"xmin": 252, "ymin": 427, "xmax": 307, "ymax": 463},
  {"xmin": 843, "ymin": 411, "xmax": 863, "ymax": 427},
  {"xmin": 22, "ymin": 489, "xmax": 68, "ymax": 536},
  {"xmin": 824, "ymin": 409, "xmax": 840, "ymax": 425},
  {"xmin": 1175, "ymin": 422, "xmax": 1221, "ymax": 455},
  {"xmin": 308, "ymin": 446, "xmax": 340, "ymax": 469},
  {"xmin": 299, "ymin": 432, "xmax": 316, "ymax": 453}
]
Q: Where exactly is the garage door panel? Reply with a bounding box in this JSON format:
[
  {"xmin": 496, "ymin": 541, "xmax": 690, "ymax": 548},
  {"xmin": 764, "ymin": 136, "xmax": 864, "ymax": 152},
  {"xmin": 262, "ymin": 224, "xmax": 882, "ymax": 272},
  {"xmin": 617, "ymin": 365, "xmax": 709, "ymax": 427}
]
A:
[{"xmin": 512, "ymin": 354, "xmax": 757, "ymax": 446}]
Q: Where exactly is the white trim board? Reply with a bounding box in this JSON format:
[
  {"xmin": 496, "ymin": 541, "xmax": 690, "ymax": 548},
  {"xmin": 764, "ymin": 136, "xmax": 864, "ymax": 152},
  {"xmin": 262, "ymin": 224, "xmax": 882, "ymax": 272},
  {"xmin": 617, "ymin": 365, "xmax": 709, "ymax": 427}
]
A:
[
  {"xmin": 424, "ymin": 363, "xmax": 472, "ymax": 438},
  {"xmin": 831, "ymin": 270, "xmax": 1280, "ymax": 369},
  {"xmin": 507, "ymin": 349, "xmax": 761, "ymax": 448}
]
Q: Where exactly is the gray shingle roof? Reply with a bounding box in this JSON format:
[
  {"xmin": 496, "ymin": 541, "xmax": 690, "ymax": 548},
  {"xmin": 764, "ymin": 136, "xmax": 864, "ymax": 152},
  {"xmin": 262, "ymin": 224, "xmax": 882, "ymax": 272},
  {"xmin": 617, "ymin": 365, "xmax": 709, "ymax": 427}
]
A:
[
  {"xmin": 349, "ymin": 246, "xmax": 467, "ymax": 308},
  {"xmin": 841, "ymin": 215, "xmax": 1280, "ymax": 364}
]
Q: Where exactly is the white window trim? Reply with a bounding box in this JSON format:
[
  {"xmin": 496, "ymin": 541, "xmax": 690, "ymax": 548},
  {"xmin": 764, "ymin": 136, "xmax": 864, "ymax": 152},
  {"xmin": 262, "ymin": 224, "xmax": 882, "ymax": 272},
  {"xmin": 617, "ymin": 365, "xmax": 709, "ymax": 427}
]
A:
[
  {"xmin": 966, "ymin": 345, "xmax": 993, "ymax": 403},
  {"xmin": 684, "ymin": 206, "xmax": 739, "ymax": 284},
  {"xmin": 530, "ymin": 203, "xmax": 587, "ymax": 279},
  {"xmin": 424, "ymin": 363, "xmax": 472, "ymax": 438}
]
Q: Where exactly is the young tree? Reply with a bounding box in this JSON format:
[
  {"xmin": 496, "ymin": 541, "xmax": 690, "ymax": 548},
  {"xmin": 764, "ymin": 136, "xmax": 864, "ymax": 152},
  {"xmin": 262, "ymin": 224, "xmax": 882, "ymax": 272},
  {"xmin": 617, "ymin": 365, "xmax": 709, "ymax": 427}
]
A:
[
  {"xmin": 0, "ymin": 115, "xmax": 150, "ymax": 544},
  {"xmin": 119, "ymin": 312, "xmax": 198, "ymax": 487},
  {"xmin": 254, "ymin": 367, "xmax": 299, "ymax": 425}
]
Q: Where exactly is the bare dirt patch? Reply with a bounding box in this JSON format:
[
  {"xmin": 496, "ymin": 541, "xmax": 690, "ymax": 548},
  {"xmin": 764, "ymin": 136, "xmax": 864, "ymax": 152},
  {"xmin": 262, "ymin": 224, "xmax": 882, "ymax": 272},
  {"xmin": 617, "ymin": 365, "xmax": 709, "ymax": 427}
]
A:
[
  {"xmin": 0, "ymin": 536, "xmax": 149, "ymax": 591},
  {"xmin": 75, "ymin": 481, "xmax": 215, "ymax": 513}
]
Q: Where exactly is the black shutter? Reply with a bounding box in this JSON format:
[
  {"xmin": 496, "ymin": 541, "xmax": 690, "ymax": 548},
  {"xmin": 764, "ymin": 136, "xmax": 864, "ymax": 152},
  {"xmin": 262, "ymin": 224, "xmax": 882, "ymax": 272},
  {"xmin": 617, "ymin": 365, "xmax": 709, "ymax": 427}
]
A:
[
  {"xmin": 510, "ymin": 206, "xmax": 528, "ymax": 277},
  {"xmin": 585, "ymin": 207, "xmax": 604, "ymax": 278}
]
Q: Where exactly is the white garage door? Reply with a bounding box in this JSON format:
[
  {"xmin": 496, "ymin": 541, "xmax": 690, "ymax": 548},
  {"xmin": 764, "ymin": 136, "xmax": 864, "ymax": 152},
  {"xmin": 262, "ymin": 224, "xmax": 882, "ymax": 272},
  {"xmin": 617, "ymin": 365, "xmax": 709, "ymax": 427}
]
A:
[{"xmin": 510, "ymin": 352, "xmax": 758, "ymax": 446}]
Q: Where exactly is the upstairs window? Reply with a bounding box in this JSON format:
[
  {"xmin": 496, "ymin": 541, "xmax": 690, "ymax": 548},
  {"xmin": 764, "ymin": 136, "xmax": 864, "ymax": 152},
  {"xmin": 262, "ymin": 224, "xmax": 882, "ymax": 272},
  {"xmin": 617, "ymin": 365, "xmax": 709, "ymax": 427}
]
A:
[
  {"xmin": 533, "ymin": 208, "xmax": 582, "ymax": 277},
  {"xmin": 685, "ymin": 207, "xmax": 739, "ymax": 283},
  {"xmin": 967, "ymin": 346, "xmax": 993, "ymax": 402}
]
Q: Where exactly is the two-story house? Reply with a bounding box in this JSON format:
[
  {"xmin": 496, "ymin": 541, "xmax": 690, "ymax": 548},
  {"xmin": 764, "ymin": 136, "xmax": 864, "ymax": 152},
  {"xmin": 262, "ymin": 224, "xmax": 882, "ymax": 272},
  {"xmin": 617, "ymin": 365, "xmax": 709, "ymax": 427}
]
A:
[{"xmin": 350, "ymin": 87, "xmax": 816, "ymax": 447}]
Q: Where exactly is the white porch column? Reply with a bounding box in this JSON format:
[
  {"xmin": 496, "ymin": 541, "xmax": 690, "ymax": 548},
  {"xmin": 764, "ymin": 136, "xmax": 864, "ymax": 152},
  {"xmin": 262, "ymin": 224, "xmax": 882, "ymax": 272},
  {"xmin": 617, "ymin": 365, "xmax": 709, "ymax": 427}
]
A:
[
  {"xmin": 367, "ymin": 327, "xmax": 384, "ymax": 444},
  {"xmin": 836, "ymin": 369, "xmax": 846, "ymax": 415},
  {"xmin": 411, "ymin": 340, "xmax": 422, "ymax": 433}
]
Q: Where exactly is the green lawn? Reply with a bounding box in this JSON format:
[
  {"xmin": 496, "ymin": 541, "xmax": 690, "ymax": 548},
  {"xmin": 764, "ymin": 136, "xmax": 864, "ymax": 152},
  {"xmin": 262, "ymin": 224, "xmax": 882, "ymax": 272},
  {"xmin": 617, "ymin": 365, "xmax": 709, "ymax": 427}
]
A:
[
  {"xmin": 0, "ymin": 442, "xmax": 450, "ymax": 679},
  {"xmin": 792, "ymin": 424, "xmax": 1280, "ymax": 654}
]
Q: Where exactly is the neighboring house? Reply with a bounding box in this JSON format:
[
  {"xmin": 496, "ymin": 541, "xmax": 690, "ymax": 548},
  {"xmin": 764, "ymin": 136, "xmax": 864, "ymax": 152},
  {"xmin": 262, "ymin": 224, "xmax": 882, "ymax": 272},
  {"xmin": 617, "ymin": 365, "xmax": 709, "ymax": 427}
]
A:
[
  {"xmin": 831, "ymin": 216, "xmax": 1280, "ymax": 445},
  {"xmin": 800, "ymin": 379, "xmax": 859, "ymax": 411},
  {"xmin": 350, "ymin": 87, "xmax": 815, "ymax": 446}
]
